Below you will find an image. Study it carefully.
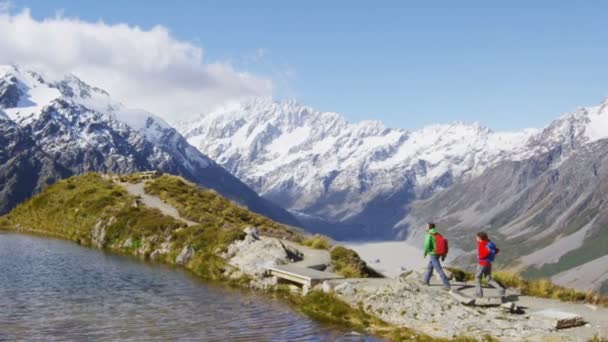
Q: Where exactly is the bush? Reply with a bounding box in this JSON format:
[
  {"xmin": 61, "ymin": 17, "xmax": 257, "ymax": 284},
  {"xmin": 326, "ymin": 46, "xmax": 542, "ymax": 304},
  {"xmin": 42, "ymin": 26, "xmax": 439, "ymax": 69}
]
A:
[
  {"xmin": 330, "ymin": 246, "xmax": 382, "ymax": 278},
  {"xmin": 302, "ymin": 234, "xmax": 332, "ymax": 250}
]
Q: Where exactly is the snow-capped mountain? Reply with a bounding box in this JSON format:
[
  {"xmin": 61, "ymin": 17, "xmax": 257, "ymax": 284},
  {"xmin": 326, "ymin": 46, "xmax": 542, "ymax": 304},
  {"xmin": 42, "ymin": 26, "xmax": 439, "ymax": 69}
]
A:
[
  {"xmin": 179, "ymin": 97, "xmax": 608, "ymax": 292},
  {"xmin": 0, "ymin": 65, "xmax": 299, "ymax": 227},
  {"xmin": 178, "ymin": 98, "xmax": 537, "ymax": 236}
]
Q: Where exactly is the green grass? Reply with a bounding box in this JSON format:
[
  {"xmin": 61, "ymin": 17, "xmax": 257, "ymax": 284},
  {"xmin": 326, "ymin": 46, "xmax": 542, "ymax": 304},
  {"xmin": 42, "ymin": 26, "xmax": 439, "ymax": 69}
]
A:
[
  {"xmin": 144, "ymin": 175, "xmax": 302, "ymax": 242},
  {"xmin": 330, "ymin": 246, "xmax": 382, "ymax": 278}
]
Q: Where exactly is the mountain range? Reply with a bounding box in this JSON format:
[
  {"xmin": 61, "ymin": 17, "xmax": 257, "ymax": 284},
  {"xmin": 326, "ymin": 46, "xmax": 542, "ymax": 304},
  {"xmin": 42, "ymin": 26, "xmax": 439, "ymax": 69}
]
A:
[
  {"xmin": 2, "ymin": 63, "xmax": 607, "ymax": 293},
  {"xmin": 179, "ymin": 97, "xmax": 608, "ymax": 292},
  {"xmin": 0, "ymin": 65, "xmax": 298, "ymax": 227}
]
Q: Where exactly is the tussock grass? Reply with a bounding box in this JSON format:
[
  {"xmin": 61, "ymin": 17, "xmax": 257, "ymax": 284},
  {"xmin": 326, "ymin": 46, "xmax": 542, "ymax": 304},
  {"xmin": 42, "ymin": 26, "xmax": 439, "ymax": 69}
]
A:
[
  {"xmin": 330, "ymin": 246, "xmax": 382, "ymax": 278},
  {"xmin": 443, "ymin": 266, "xmax": 608, "ymax": 307},
  {"xmin": 144, "ymin": 175, "xmax": 302, "ymax": 242},
  {"xmin": 445, "ymin": 267, "xmax": 475, "ymax": 282},
  {"xmin": 493, "ymin": 271, "xmax": 608, "ymax": 306},
  {"xmin": 301, "ymin": 234, "xmax": 332, "ymax": 250}
]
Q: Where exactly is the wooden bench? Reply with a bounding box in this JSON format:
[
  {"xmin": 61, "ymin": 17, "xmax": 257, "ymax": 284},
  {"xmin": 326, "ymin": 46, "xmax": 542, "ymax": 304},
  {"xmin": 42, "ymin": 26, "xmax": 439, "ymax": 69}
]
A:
[{"xmin": 267, "ymin": 264, "xmax": 343, "ymax": 287}]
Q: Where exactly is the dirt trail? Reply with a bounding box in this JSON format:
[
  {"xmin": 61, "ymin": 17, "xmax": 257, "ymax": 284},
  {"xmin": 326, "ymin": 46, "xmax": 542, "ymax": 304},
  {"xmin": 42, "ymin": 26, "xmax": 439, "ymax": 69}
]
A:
[{"xmin": 119, "ymin": 182, "xmax": 198, "ymax": 227}]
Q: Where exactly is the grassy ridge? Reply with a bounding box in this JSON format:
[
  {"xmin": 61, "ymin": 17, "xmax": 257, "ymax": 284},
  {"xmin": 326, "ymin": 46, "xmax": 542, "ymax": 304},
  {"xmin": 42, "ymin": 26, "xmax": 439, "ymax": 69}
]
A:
[{"xmin": 144, "ymin": 175, "xmax": 301, "ymax": 241}]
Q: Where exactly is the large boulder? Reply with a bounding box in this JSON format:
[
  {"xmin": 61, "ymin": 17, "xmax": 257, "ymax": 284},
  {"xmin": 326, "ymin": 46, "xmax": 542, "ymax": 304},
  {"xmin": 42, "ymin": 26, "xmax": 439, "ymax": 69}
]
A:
[{"xmin": 223, "ymin": 228, "xmax": 299, "ymax": 278}]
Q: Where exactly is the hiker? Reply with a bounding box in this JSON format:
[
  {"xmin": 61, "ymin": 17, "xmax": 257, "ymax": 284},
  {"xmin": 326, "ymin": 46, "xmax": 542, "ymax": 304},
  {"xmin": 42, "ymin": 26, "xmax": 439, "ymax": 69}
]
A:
[
  {"xmin": 422, "ymin": 223, "xmax": 451, "ymax": 290},
  {"xmin": 475, "ymin": 231, "xmax": 506, "ymax": 298}
]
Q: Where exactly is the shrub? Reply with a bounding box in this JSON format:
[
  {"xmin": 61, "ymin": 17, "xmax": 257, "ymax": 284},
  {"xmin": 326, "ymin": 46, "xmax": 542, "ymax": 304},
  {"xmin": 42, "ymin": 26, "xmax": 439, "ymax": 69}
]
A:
[
  {"xmin": 302, "ymin": 234, "xmax": 332, "ymax": 250},
  {"xmin": 330, "ymin": 246, "xmax": 382, "ymax": 278}
]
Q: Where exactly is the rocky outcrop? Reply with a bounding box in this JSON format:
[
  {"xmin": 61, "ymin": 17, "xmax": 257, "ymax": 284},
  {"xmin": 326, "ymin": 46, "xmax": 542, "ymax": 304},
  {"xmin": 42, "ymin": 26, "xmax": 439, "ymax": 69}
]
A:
[
  {"xmin": 176, "ymin": 245, "xmax": 194, "ymax": 265},
  {"xmin": 91, "ymin": 217, "xmax": 115, "ymax": 248},
  {"xmin": 321, "ymin": 274, "xmax": 600, "ymax": 341},
  {"xmin": 223, "ymin": 228, "xmax": 299, "ymax": 277}
]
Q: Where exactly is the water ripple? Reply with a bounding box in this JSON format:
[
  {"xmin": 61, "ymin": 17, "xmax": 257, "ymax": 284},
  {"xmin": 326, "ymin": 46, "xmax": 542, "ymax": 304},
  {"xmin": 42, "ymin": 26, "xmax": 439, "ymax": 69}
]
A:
[{"xmin": 0, "ymin": 234, "xmax": 383, "ymax": 341}]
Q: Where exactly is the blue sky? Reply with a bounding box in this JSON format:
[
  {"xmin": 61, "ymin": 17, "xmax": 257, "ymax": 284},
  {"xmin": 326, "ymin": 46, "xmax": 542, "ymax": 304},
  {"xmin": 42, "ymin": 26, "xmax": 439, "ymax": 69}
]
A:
[{"xmin": 7, "ymin": 0, "xmax": 608, "ymax": 131}]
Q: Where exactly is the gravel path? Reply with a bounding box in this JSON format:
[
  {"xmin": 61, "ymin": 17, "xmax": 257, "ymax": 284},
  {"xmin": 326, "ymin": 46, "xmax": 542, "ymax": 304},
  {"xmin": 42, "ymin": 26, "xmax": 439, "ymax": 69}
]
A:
[{"xmin": 120, "ymin": 182, "xmax": 198, "ymax": 227}]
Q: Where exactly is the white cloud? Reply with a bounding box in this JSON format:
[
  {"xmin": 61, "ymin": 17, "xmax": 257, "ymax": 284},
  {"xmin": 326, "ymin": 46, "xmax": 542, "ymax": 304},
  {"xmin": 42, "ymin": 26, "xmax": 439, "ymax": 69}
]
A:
[{"xmin": 0, "ymin": 7, "xmax": 273, "ymax": 122}]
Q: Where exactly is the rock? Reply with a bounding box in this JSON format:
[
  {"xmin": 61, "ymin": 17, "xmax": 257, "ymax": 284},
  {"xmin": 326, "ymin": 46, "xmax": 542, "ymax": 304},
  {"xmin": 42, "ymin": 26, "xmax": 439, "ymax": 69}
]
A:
[
  {"xmin": 334, "ymin": 281, "xmax": 355, "ymax": 296},
  {"xmin": 121, "ymin": 237, "xmax": 133, "ymax": 249},
  {"xmin": 449, "ymin": 289, "xmax": 475, "ymax": 306},
  {"xmin": 322, "ymin": 281, "xmax": 333, "ymax": 293},
  {"xmin": 150, "ymin": 242, "xmax": 172, "ymax": 261},
  {"xmin": 223, "ymin": 229, "xmax": 302, "ymax": 280},
  {"xmin": 500, "ymin": 302, "xmax": 516, "ymax": 313},
  {"xmin": 474, "ymin": 297, "xmax": 503, "ymax": 307},
  {"xmin": 302, "ymin": 284, "xmax": 310, "ymax": 296},
  {"xmin": 532, "ymin": 309, "xmax": 585, "ymax": 329},
  {"xmin": 244, "ymin": 226, "xmax": 259, "ymax": 241},
  {"xmin": 585, "ymin": 304, "xmax": 598, "ymax": 311},
  {"xmin": 373, "ymin": 258, "xmax": 381, "ymax": 263},
  {"xmin": 398, "ymin": 270, "xmax": 414, "ymax": 283},
  {"xmin": 91, "ymin": 217, "xmax": 115, "ymax": 248},
  {"xmin": 176, "ymin": 245, "xmax": 195, "ymax": 265}
]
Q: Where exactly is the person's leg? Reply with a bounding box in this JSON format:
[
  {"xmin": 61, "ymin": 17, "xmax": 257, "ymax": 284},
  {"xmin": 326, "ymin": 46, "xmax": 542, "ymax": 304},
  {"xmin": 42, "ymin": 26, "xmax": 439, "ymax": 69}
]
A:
[
  {"xmin": 423, "ymin": 258, "xmax": 434, "ymax": 285},
  {"xmin": 475, "ymin": 265, "xmax": 484, "ymax": 297},
  {"xmin": 431, "ymin": 256, "xmax": 451, "ymax": 289},
  {"xmin": 486, "ymin": 264, "xmax": 506, "ymax": 296}
]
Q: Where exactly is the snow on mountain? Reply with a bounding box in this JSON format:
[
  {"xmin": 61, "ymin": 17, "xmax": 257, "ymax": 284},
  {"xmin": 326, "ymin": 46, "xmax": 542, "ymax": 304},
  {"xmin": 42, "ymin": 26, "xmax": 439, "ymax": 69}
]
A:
[
  {"xmin": 178, "ymin": 97, "xmax": 608, "ymax": 239},
  {"xmin": 0, "ymin": 65, "xmax": 299, "ymax": 227}
]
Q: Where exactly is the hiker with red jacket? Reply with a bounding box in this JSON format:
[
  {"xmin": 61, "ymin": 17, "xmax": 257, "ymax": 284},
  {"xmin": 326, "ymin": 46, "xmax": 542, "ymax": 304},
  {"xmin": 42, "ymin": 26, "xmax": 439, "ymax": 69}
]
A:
[
  {"xmin": 475, "ymin": 231, "xmax": 506, "ymax": 298},
  {"xmin": 422, "ymin": 223, "xmax": 451, "ymax": 290}
]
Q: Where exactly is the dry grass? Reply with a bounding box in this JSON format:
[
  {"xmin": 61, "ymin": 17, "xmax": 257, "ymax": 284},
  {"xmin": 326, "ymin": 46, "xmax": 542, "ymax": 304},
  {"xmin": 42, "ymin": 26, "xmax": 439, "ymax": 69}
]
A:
[
  {"xmin": 330, "ymin": 246, "xmax": 383, "ymax": 278},
  {"xmin": 493, "ymin": 271, "xmax": 608, "ymax": 306},
  {"xmin": 301, "ymin": 234, "xmax": 332, "ymax": 250}
]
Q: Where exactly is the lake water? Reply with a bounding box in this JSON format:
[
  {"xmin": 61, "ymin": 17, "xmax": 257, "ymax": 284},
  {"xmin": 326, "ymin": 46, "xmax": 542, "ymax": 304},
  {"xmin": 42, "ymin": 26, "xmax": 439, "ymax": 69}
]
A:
[{"xmin": 0, "ymin": 233, "xmax": 381, "ymax": 341}]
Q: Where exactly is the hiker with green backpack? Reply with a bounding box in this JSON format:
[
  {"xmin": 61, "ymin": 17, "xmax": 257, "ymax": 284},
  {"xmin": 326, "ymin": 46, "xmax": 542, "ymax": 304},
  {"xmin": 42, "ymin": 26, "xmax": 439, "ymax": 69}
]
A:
[{"xmin": 422, "ymin": 222, "xmax": 451, "ymax": 290}]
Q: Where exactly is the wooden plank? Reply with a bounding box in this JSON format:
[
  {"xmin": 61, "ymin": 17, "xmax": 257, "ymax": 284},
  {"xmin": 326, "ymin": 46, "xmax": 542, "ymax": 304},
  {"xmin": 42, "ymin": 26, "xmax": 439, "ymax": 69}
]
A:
[{"xmin": 268, "ymin": 264, "xmax": 343, "ymax": 287}]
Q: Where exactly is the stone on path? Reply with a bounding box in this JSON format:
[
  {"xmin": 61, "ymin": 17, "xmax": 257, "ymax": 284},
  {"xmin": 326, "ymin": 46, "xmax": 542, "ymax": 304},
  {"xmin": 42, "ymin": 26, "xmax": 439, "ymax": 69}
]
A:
[
  {"xmin": 449, "ymin": 289, "xmax": 475, "ymax": 306},
  {"xmin": 532, "ymin": 309, "xmax": 585, "ymax": 329},
  {"xmin": 474, "ymin": 296, "xmax": 503, "ymax": 307}
]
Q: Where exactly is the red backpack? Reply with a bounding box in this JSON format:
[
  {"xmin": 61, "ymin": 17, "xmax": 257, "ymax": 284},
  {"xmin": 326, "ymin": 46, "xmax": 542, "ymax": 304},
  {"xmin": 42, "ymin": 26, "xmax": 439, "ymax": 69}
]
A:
[{"xmin": 434, "ymin": 233, "xmax": 449, "ymax": 257}]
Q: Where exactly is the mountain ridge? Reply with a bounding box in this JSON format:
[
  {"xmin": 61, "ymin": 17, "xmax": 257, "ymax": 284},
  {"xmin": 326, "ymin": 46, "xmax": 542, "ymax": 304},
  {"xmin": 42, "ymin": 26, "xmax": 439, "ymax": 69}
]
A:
[
  {"xmin": 0, "ymin": 65, "xmax": 300, "ymax": 227},
  {"xmin": 179, "ymin": 96, "xmax": 608, "ymax": 293}
]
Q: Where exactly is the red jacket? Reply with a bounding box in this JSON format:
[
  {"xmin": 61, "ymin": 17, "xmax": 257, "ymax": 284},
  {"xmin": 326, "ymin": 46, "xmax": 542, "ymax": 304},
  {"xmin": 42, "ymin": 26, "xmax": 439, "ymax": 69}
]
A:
[{"xmin": 477, "ymin": 240, "xmax": 492, "ymax": 267}]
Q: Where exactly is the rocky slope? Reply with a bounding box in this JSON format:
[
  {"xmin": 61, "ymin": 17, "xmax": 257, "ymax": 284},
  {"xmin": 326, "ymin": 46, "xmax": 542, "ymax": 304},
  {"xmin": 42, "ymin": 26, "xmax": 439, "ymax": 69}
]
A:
[
  {"xmin": 0, "ymin": 65, "xmax": 298, "ymax": 226},
  {"xmin": 178, "ymin": 97, "xmax": 608, "ymax": 292}
]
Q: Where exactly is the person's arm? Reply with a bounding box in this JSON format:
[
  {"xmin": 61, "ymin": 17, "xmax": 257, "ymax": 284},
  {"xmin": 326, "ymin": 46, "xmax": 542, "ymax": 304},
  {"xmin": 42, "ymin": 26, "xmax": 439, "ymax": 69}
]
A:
[{"xmin": 423, "ymin": 234, "xmax": 431, "ymax": 257}]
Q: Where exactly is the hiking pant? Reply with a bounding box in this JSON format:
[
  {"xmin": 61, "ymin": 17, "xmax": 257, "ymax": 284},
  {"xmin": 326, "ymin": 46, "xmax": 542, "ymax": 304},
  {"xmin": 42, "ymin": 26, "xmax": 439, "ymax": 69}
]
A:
[
  {"xmin": 475, "ymin": 264, "xmax": 505, "ymax": 297},
  {"xmin": 423, "ymin": 255, "xmax": 451, "ymax": 289}
]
